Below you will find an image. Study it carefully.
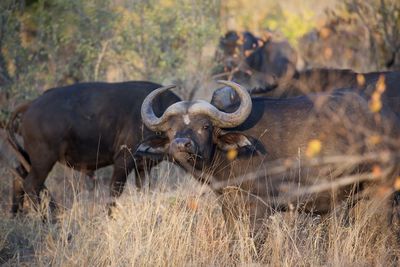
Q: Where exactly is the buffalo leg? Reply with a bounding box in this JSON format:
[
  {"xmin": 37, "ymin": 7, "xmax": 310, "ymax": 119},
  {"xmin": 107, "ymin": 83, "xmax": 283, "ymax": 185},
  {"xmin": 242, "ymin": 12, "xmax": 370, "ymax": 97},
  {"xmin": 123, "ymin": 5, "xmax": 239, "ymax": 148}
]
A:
[
  {"xmin": 110, "ymin": 155, "xmax": 136, "ymax": 198},
  {"xmin": 108, "ymin": 155, "xmax": 135, "ymax": 217},
  {"xmin": 84, "ymin": 171, "xmax": 97, "ymax": 191},
  {"xmin": 11, "ymin": 164, "xmax": 29, "ymax": 214},
  {"xmin": 134, "ymin": 158, "xmax": 156, "ymax": 190},
  {"xmin": 11, "ymin": 175, "xmax": 25, "ymax": 214},
  {"xmin": 12, "ymin": 164, "xmax": 56, "ymax": 217},
  {"xmin": 134, "ymin": 164, "xmax": 146, "ymax": 189},
  {"xmin": 22, "ymin": 156, "xmax": 56, "ymax": 217}
]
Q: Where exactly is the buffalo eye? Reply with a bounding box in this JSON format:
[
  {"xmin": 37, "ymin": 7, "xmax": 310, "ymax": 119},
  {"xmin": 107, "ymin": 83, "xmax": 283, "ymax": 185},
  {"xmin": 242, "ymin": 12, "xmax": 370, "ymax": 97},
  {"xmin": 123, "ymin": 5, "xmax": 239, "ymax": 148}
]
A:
[
  {"xmin": 203, "ymin": 124, "xmax": 210, "ymax": 130},
  {"xmin": 156, "ymin": 131, "xmax": 162, "ymax": 136}
]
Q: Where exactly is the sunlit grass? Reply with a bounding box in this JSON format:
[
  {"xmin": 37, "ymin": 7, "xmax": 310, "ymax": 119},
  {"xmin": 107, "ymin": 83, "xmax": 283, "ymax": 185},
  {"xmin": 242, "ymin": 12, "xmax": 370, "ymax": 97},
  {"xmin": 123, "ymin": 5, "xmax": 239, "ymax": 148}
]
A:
[{"xmin": 0, "ymin": 162, "xmax": 398, "ymax": 266}]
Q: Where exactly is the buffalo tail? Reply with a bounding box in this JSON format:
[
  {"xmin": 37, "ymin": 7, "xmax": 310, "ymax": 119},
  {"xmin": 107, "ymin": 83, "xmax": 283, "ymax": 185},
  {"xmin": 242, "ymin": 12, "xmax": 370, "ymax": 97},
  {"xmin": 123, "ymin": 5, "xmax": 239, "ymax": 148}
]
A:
[{"xmin": 6, "ymin": 101, "xmax": 31, "ymax": 174}]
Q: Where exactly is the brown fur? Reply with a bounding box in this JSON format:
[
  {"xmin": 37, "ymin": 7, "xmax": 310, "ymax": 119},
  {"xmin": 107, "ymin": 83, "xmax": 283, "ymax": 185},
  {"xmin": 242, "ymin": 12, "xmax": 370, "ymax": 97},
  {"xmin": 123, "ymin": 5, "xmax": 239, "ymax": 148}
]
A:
[
  {"xmin": 138, "ymin": 89, "xmax": 400, "ymax": 237},
  {"xmin": 7, "ymin": 81, "xmax": 180, "ymax": 217}
]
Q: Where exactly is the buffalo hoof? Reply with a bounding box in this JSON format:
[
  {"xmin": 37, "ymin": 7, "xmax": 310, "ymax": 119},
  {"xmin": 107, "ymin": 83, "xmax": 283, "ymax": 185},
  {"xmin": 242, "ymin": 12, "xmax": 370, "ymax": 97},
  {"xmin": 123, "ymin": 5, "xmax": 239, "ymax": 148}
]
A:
[{"xmin": 106, "ymin": 202, "xmax": 120, "ymax": 220}]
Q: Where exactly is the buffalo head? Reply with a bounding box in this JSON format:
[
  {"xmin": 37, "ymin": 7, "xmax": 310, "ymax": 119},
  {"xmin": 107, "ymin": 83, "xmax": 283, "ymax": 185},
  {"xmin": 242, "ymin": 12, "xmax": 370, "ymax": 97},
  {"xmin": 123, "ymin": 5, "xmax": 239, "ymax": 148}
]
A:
[{"xmin": 136, "ymin": 81, "xmax": 263, "ymax": 171}]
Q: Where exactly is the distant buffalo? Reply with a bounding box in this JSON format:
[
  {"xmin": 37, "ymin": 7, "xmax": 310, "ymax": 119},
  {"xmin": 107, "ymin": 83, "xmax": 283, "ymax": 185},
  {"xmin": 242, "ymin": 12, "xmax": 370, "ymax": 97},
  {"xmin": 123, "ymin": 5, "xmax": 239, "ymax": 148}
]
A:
[
  {"xmin": 211, "ymin": 69, "xmax": 400, "ymax": 120},
  {"xmin": 214, "ymin": 31, "xmax": 297, "ymax": 89}
]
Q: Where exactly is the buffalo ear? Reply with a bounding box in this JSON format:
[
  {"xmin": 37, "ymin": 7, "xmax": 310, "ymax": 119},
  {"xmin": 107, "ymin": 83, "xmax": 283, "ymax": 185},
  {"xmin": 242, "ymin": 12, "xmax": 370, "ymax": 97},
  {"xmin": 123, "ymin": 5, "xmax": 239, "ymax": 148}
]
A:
[
  {"xmin": 215, "ymin": 131, "xmax": 266, "ymax": 156},
  {"xmin": 135, "ymin": 135, "xmax": 169, "ymax": 160}
]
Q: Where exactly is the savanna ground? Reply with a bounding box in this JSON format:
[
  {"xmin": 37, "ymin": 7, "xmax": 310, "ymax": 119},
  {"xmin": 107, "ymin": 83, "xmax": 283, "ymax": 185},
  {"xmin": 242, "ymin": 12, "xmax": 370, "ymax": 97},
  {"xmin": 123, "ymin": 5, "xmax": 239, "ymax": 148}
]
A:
[
  {"xmin": 1, "ymin": 0, "xmax": 400, "ymax": 266},
  {"xmin": 0, "ymin": 162, "xmax": 398, "ymax": 266}
]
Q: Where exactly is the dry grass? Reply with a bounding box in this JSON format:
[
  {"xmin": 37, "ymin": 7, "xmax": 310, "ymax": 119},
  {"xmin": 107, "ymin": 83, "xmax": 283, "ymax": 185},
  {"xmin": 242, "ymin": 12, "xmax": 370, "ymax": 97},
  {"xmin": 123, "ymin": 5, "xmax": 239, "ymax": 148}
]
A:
[{"xmin": 0, "ymin": 162, "xmax": 398, "ymax": 266}]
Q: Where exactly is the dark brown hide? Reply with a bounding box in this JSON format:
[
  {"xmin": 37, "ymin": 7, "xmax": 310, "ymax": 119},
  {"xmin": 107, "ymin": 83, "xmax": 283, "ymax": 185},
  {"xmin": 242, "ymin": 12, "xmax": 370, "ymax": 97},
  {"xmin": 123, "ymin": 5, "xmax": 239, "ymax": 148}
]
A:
[
  {"xmin": 7, "ymin": 81, "xmax": 180, "ymax": 215},
  {"xmin": 214, "ymin": 31, "xmax": 297, "ymax": 89},
  {"xmin": 137, "ymin": 83, "xmax": 400, "ymax": 235},
  {"xmin": 212, "ymin": 69, "xmax": 400, "ymax": 120}
]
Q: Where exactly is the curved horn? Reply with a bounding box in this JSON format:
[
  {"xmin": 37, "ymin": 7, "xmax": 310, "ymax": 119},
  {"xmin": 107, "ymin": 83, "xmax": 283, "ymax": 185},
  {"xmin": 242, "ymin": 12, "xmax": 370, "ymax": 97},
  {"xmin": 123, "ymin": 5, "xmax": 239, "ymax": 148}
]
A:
[
  {"xmin": 141, "ymin": 85, "xmax": 176, "ymax": 131},
  {"xmin": 213, "ymin": 80, "xmax": 252, "ymax": 127},
  {"xmin": 186, "ymin": 80, "xmax": 252, "ymax": 128},
  {"xmin": 142, "ymin": 81, "xmax": 252, "ymax": 131}
]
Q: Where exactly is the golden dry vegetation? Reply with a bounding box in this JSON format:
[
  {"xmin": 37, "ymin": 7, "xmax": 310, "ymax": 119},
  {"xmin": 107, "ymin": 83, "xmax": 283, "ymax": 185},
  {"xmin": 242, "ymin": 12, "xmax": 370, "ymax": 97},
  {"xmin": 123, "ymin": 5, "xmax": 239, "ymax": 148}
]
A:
[
  {"xmin": 0, "ymin": 162, "xmax": 398, "ymax": 266},
  {"xmin": 1, "ymin": 0, "xmax": 400, "ymax": 266}
]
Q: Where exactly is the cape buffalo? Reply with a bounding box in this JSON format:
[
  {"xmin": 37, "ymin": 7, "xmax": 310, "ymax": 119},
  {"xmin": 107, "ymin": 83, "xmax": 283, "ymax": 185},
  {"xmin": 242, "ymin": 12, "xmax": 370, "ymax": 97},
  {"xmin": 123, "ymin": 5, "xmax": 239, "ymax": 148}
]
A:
[
  {"xmin": 216, "ymin": 31, "xmax": 261, "ymax": 72},
  {"xmin": 136, "ymin": 81, "xmax": 400, "ymax": 236},
  {"xmin": 7, "ymin": 81, "xmax": 180, "ymax": 216},
  {"xmin": 214, "ymin": 31, "xmax": 297, "ymax": 89},
  {"xmin": 211, "ymin": 69, "xmax": 400, "ymax": 119},
  {"xmin": 245, "ymin": 37, "xmax": 297, "ymax": 82}
]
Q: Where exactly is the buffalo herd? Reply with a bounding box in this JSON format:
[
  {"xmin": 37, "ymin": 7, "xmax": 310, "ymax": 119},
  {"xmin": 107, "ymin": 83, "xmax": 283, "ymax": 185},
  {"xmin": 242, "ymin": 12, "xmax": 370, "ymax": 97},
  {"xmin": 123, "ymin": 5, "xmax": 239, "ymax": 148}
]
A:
[{"xmin": 3, "ymin": 31, "xmax": 400, "ymax": 242}]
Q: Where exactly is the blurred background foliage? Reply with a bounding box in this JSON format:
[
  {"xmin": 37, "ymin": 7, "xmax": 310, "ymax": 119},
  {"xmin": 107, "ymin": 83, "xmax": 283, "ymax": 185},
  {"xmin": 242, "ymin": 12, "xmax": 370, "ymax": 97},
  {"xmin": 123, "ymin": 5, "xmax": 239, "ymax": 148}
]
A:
[
  {"xmin": 0, "ymin": 0, "xmax": 399, "ymax": 121},
  {"xmin": 221, "ymin": 0, "xmax": 317, "ymax": 46},
  {"xmin": 0, "ymin": 0, "xmax": 220, "ymax": 101}
]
